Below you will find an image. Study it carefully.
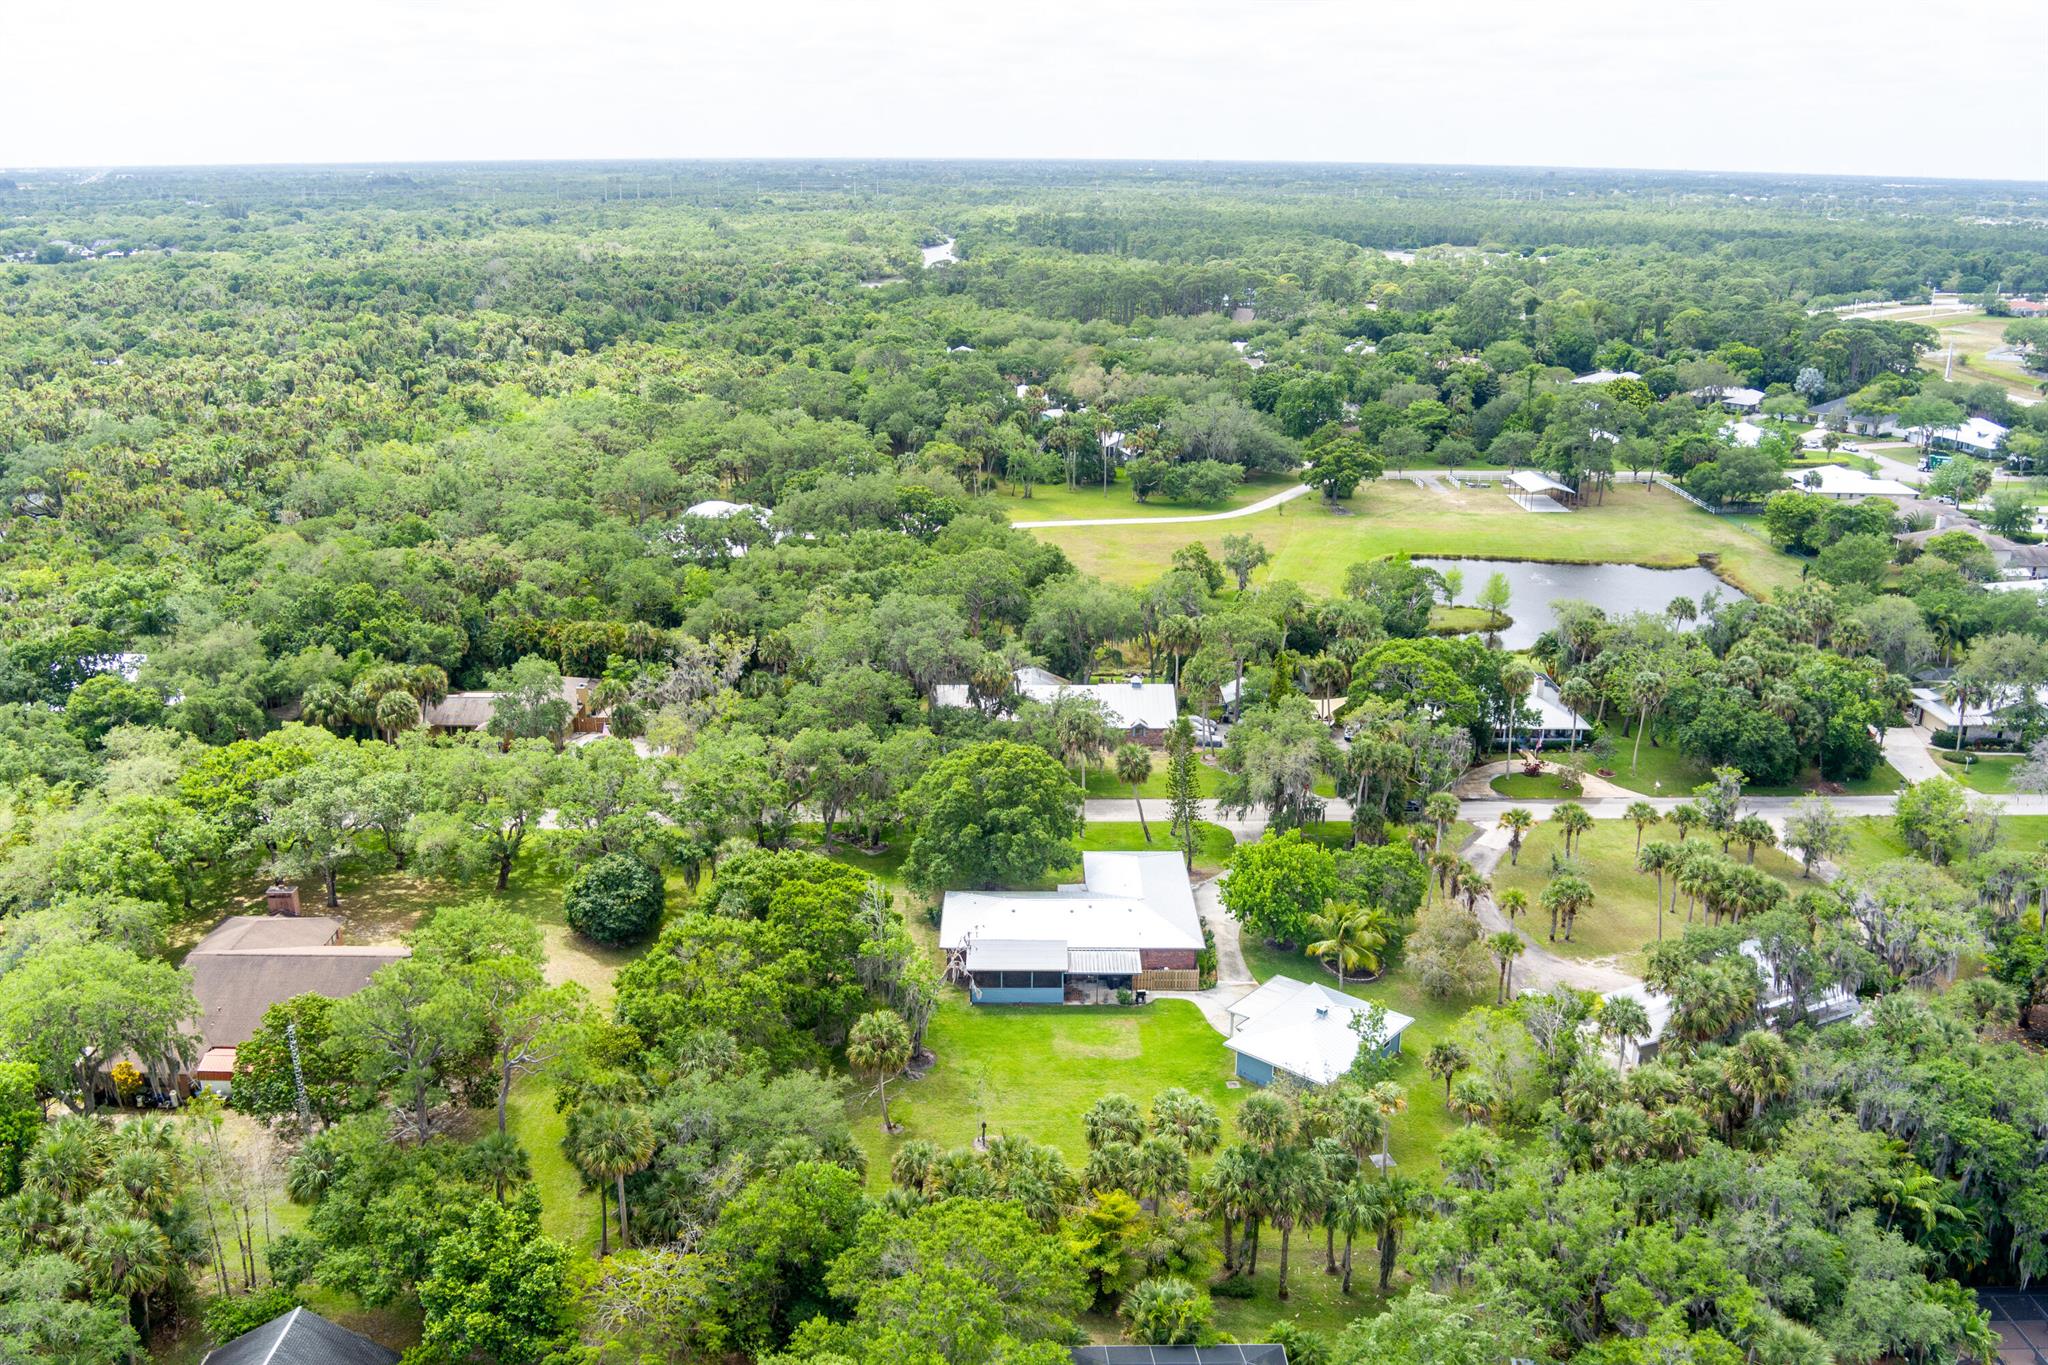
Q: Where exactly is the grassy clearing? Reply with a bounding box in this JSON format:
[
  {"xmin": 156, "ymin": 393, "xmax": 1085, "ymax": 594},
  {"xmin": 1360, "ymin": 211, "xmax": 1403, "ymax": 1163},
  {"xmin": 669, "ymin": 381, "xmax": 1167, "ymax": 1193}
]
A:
[
  {"xmin": 1838, "ymin": 814, "xmax": 2048, "ymax": 877},
  {"xmin": 1428, "ymin": 604, "xmax": 1510, "ymax": 635},
  {"xmin": 1559, "ymin": 736, "xmax": 1904, "ymax": 800},
  {"xmin": 1490, "ymin": 771, "xmax": 1585, "ymax": 799},
  {"xmin": 1934, "ymin": 751, "xmax": 2023, "ymax": 794},
  {"xmin": 1030, "ymin": 481, "xmax": 1805, "ymax": 599},
  {"xmin": 998, "ymin": 475, "xmax": 1293, "ymax": 522},
  {"xmin": 1916, "ymin": 312, "xmax": 2046, "ymax": 401},
  {"xmin": 1081, "ymin": 756, "xmax": 1226, "ymax": 799},
  {"xmin": 506, "ymin": 1081, "xmax": 598, "ymax": 1256},
  {"xmin": 1492, "ymin": 820, "xmax": 1808, "ymax": 968},
  {"xmin": 1074, "ymin": 820, "xmax": 1236, "ymax": 876},
  {"xmin": 850, "ymin": 987, "xmax": 1455, "ymax": 1338}
]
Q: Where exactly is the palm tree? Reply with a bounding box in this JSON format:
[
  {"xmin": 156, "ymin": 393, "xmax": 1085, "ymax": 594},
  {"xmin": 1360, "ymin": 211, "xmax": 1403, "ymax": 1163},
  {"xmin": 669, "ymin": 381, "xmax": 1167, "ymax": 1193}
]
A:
[
  {"xmin": 299, "ymin": 680, "xmax": 353, "ymax": 736},
  {"xmin": 1085, "ymin": 1094, "xmax": 1147, "ymax": 1148},
  {"xmin": 78, "ymin": 1213, "xmax": 172, "ymax": 1353},
  {"xmin": 1459, "ymin": 868, "xmax": 1489, "ymax": 915},
  {"xmin": 1552, "ymin": 802, "xmax": 1593, "ymax": 858},
  {"xmin": 1497, "ymin": 808, "xmax": 1534, "ymax": 867},
  {"xmin": 1134, "ymin": 1136, "xmax": 1191, "ymax": 1207},
  {"xmin": 1724, "ymin": 1029, "xmax": 1797, "ymax": 1125},
  {"xmin": 1487, "ymin": 931, "xmax": 1525, "ymax": 1004},
  {"xmin": 1235, "ymin": 1092, "xmax": 1292, "ymax": 1155},
  {"xmin": 374, "ymin": 688, "xmax": 421, "ymax": 742},
  {"xmin": 1733, "ymin": 814, "xmax": 1777, "ymax": 864},
  {"xmin": 1496, "ymin": 887, "xmax": 1529, "ymax": 925},
  {"xmin": 848, "ymin": 1009, "xmax": 914, "ymax": 1134},
  {"xmin": 1263, "ymin": 1147, "xmax": 1318, "ymax": 1301},
  {"xmin": 571, "ymin": 1104, "xmax": 657, "ymax": 1256},
  {"xmin": 890, "ymin": 1139, "xmax": 939, "ymax": 1196},
  {"xmin": 1200, "ymin": 1144, "xmax": 1261, "ymax": 1273},
  {"xmin": 1541, "ymin": 873, "xmax": 1594, "ymax": 942},
  {"xmin": 1425, "ymin": 1041, "xmax": 1469, "ymax": 1108},
  {"xmin": 1600, "ymin": 995, "xmax": 1652, "ymax": 1072},
  {"xmin": 1303, "ymin": 902, "xmax": 1389, "ymax": 986},
  {"xmin": 1637, "ymin": 840, "xmax": 1679, "ymax": 941},
  {"xmin": 1423, "ymin": 791, "xmax": 1459, "ymax": 852},
  {"xmin": 1116, "ymin": 743, "xmax": 1155, "ymax": 841},
  {"xmin": 1628, "ymin": 669, "xmax": 1667, "ymax": 774},
  {"xmin": 1149, "ymin": 1088, "xmax": 1222, "ymax": 1155},
  {"xmin": 470, "ymin": 1131, "xmax": 530, "ymax": 1204},
  {"xmin": 1624, "ymin": 801, "xmax": 1660, "ymax": 852},
  {"xmin": 1558, "ymin": 675, "xmax": 1596, "ymax": 755}
]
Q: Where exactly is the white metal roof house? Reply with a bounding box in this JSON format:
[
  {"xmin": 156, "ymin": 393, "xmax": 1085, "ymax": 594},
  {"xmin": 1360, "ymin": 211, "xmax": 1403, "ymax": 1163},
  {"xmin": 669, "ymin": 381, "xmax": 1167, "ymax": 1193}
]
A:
[
  {"xmin": 1573, "ymin": 368, "xmax": 1640, "ymax": 384},
  {"xmin": 939, "ymin": 851, "xmax": 1202, "ymax": 1004},
  {"xmin": 1930, "ymin": 416, "xmax": 2009, "ymax": 458},
  {"xmin": 1793, "ymin": 464, "xmax": 1916, "ymax": 500},
  {"xmin": 1495, "ymin": 674, "xmax": 1590, "ymax": 750},
  {"xmin": 932, "ymin": 667, "xmax": 1180, "ymax": 742},
  {"xmin": 1223, "ymin": 975, "xmax": 1414, "ymax": 1087}
]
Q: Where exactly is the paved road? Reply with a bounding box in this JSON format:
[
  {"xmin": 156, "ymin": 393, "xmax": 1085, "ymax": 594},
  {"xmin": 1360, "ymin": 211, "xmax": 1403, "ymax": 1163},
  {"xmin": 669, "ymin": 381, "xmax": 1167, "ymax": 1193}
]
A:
[{"xmin": 1013, "ymin": 483, "xmax": 1314, "ymax": 528}]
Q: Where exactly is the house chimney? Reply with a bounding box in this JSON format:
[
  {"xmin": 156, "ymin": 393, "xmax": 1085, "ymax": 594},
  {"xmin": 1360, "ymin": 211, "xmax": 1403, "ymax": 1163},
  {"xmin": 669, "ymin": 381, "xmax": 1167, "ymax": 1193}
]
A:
[{"xmin": 266, "ymin": 884, "xmax": 301, "ymax": 917}]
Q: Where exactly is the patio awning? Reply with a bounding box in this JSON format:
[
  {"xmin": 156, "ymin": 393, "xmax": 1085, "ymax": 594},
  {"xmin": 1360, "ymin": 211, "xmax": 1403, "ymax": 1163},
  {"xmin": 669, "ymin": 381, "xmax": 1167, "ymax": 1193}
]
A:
[
  {"xmin": 965, "ymin": 938, "xmax": 1068, "ymax": 972},
  {"xmin": 1067, "ymin": 949, "xmax": 1143, "ymax": 975},
  {"xmin": 1508, "ymin": 469, "xmax": 1574, "ymax": 495}
]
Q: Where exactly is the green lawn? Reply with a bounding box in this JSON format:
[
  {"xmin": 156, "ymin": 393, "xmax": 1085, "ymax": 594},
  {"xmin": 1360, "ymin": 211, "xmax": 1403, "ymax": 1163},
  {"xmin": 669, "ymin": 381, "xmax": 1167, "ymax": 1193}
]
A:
[
  {"xmin": 1934, "ymin": 751, "xmax": 2023, "ymax": 794},
  {"xmin": 1838, "ymin": 814, "xmax": 2048, "ymax": 876},
  {"xmin": 1572, "ymin": 736, "xmax": 1905, "ymax": 800},
  {"xmin": 997, "ymin": 474, "xmax": 1293, "ymax": 522},
  {"xmin": 1074, "ymin": 820, "xmax": 1235, "ymax": 877},
  {"xmin": 1030, "ymin": 481, "xmax": 1804, "ymax": 600},
  {"xmin": 506, "ymin": 1081, "xmax": 599, "ymax": 1256},
  {"xmin": 1492, "ymin": 820, "xmax": 1809, "ymax": 967},
  {"xmin": 1082, "ymin": 757, "xmax": 1226, "ymax": 800},
  {"xmin": 1490, "ymin": 771, "xmax": 1587, "ymax": 799},
  {"xmin": 851, "ymin": 989, "xmax": 1456, "ymax": 1339}
]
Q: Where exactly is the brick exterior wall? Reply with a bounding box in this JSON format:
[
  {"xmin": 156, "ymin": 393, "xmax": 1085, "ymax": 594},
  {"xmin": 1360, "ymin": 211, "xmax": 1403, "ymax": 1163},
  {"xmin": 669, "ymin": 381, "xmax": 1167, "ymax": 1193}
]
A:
[{"xmin": 1140, "ymin": 948, "xmax": 1199, "ymax": 971}]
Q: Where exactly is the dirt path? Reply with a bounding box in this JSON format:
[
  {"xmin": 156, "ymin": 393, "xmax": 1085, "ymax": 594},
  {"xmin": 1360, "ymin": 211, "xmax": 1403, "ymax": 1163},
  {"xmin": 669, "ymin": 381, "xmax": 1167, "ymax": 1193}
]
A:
[{"xmin": 1463, "ymin": 824, "xmax": 1642, "ymax": 996}]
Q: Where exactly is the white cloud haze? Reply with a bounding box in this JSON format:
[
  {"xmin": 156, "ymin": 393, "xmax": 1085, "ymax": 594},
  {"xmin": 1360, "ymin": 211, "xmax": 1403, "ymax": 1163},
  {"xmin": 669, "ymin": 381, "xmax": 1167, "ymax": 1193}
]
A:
[{"xmin": 6, "ymin": 0, "xmax": 2044, "ymax": 180}]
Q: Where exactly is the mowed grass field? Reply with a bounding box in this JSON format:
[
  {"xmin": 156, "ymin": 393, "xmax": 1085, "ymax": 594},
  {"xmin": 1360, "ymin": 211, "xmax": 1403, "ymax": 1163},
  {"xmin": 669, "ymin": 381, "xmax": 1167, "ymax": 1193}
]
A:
[
  {"xmin": 1915, "ymin": 311, "xmax": 2047, "ymax": 402},
  {"xmin": 997, "ymin": 474, "xmax": 1296, "ymax": 521},
  {"xmin": 1838, "ymin": 813, "xmax": 2048, "ymax": 873},
  {"xmin": 1492, "ymin": 820, "xmax": 1809, "ymax": 968},
  {"xmin": 1028, "ymin": 481, "xmax": 1804, "ymax": 599}
]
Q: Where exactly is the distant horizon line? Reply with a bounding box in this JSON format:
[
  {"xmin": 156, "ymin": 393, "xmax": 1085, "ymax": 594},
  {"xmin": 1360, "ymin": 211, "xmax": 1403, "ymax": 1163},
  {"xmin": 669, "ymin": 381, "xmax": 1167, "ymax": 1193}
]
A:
[{"xmin": 4, "ymin": 155, "xmax": 2046, "ymax": 190}]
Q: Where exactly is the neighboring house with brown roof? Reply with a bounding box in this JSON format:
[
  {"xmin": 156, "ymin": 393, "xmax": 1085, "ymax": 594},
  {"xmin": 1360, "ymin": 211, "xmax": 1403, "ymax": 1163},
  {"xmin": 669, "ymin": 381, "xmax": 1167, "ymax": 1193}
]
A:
[
  {"xmin": 422, "ymin": 675, "xmax": 607, "ymax": 735},
  {"xmin": 183, "ymin": 915, "xmax": 408, "ymax": 1092}
]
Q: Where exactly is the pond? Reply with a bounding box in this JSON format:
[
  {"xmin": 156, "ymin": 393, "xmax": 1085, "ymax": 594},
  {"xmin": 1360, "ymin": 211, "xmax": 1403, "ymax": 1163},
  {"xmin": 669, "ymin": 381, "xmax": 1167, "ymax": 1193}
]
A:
[{"xmin": 1412, "ymin": 557, "xmax": 1743, "ymax": 650}]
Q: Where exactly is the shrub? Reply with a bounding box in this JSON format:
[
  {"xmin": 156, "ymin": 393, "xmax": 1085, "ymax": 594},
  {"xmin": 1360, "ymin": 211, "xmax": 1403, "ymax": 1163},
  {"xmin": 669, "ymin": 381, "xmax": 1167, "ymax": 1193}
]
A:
[
  {"xmin": 203, "ymin": 1284, "xmax": 301, "ymax": 1343},
  {"xmin": 564, "ymin": 852, "xmax": 666, "ymax": 945}
]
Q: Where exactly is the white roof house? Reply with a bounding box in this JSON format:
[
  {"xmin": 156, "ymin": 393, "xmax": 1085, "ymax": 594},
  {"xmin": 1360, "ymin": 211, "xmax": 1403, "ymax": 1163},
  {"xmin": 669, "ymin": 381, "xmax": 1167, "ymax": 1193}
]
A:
[
  {"xmin": 1691, "ymin": 385, "xmax": 1765, "ymax": 411},
  {"xmin": 1723, "ymin": 420, "xmax": 1769, "ymax": 448},
  {"xmin": 933, "ymin": 668, "xmax": 1179, "ymax": 734},
  {"xmin": 1573, "ymin": 369, "xmax": 1640, "ymax": 384},
  {"xmin": 1495, "ymin": 674, "xmax": 1590, "ymax": 748},
  {"xmin": 1224, "ymin": 975, "xmax": 1414, "ymax": 1087},
  {"xmin": 1793, "ymin": 465, "xmax": 1916, "ymax": 499},
  {"xmin": 683, "ymin": 499, "xmax": 758, "ymax": 519},
  {"xmin": 1932, "ymin": 417, "xmax": 2009, "ymax": 456},
  {"xmin": 939, "ymin": 850, "xmax": 1202, "ymax": 964}
]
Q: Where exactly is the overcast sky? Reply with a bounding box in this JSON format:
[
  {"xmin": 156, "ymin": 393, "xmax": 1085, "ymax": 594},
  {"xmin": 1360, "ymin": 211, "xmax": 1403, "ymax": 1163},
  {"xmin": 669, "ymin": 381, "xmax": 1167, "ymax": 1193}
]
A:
[{"xmin": 7, "ymin": 0, "xmax": 2044, "ymax": 181}]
